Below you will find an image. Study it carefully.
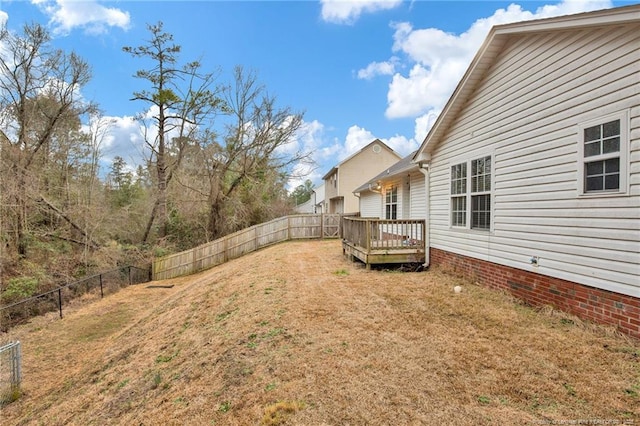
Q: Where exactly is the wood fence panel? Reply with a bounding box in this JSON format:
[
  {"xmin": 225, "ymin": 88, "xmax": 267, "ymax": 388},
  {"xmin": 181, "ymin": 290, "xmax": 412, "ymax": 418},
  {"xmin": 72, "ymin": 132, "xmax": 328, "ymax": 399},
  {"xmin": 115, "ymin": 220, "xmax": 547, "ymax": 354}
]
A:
[
  {"xmin": 194, "ymin": 239, "xmax": 226, "ymax": 272},
  {"xmin": 257, "ymin": 217, "xmax": 289, "ymax": 248},
  {"xmin": 289, "ymin": 215, "xmax": 322, "ymax": 239},
  {"xmin": 153, "ymin": 250, "xmax": 195, "ymax": 281},
  {"xmin": 152, "ymin": 214, "xmax": 341, "ymax": 280},
  {"xmin": 226, "ymin": 227, "xmax": 258, "ymax": 261}
]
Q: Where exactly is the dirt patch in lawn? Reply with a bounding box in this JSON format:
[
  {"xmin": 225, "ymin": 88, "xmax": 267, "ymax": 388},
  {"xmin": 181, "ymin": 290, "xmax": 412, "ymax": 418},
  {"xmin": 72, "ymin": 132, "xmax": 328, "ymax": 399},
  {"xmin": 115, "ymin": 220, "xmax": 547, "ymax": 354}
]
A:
[{"xmin": 1, "ymin": 240, "xmax": 638, "ymax": 425}]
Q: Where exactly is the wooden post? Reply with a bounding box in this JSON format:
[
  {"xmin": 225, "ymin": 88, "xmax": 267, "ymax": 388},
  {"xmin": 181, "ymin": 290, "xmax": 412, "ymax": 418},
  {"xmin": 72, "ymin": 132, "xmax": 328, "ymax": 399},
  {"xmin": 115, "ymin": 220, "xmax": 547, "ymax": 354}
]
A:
[
  {"xmin": 223, "ymin": 236, "xmax": 228, "ymax": 263},
  {"xmin": 254, "ymin": 226, "xmax": 258, "ymax": 252},
  {"xmin": 100, "ymin": 274, "xmax": 104, "ymax": 298},
  {"xmin": 366, "ymin": 219, "xmax": 371, "ymax": 252}
]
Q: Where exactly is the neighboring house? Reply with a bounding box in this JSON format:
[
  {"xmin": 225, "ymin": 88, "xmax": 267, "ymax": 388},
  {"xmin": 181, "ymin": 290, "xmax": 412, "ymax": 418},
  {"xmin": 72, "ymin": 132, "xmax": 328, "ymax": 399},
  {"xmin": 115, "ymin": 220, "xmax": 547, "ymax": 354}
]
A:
[
  {"xmin": 313, "ymin": 183, "xmax": 325, "ymax": 214},
  {"xmin": 412, "ymin": 5, "xmax": 640, "ymax": 338},
  {"xmin": 354, "ymin": 151, "xmax": 426, "ymax": 220},
  {"xmin": 294, "ymin": 183, "xmax": 325, "ymax": 214},
  {"xmin": 322, "ymin": 139, "xmax": 402, "ymax": 214},
  {"xmin": 294, "ymin": 197, "xmax": 315, "ymax": 214}
]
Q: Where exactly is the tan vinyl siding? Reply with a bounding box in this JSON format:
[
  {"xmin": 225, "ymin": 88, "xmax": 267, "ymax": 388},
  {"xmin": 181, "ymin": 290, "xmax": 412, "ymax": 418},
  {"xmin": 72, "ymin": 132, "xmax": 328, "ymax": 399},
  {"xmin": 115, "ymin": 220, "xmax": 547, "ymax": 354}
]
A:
[
  {"xmin": 324, "ymin": 171, "xmax": 339, "ymax": 213},
  {"xmin": 429, "ymin": 24, "xmax": 640, "ymax": 297},
  {"xmin": 340, "ymin": 148, "xmax": 401, "ymax": 214},
  {"xmin": 323, "ymin": 142, "xmax": 401, "ymax": 215}
]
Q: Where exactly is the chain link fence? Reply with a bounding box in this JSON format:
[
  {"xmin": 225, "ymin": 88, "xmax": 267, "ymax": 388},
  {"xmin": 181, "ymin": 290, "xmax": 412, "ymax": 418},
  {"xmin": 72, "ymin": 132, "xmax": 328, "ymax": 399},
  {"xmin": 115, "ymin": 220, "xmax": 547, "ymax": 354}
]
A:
[
  {"xmin": 0, "ymin": 265, "xmax": 150, "ymax": 332},
  {"xmin": 0, "ymin": 341, "xmax": 21, "ymax": 405}
]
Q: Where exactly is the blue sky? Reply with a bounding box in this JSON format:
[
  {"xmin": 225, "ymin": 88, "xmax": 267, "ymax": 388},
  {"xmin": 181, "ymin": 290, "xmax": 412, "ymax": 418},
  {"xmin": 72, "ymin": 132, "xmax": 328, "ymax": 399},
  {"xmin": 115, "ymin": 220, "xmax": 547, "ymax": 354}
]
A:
[{"xmin": 0, "ymin": 0, "xmax": 635, "ymax": 189}]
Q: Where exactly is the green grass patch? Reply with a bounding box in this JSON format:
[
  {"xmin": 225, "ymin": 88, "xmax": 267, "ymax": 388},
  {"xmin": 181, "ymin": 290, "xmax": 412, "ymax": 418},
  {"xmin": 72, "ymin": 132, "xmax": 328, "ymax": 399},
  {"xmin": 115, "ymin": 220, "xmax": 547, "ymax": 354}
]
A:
[
  {"xmin": 73, "ymin": 309, "xmax": 133, "ymax": 342},
  {"xmin": 156, "ymin": 350, "xmax": 180, "ymax": 363},
  {"xmin": 563, "ymin": 383, "xmax": 577, "ymax": 397},
  {"xmin": 477, "ymin": 395, "xmax": 491, "ymax": 405},
  {"xmin": 215, "ymin": 309, "xmax": 237, "ymax": 323},
  {"xmin": 265, "ymin": 382, "xmax": 277, "ymax": 391},
  {"xmin": 624, "ymin": 383, "xmax": 639, "ymax": 398},
  {"xmin": 116, "ymin": 379, "xmax": 130, "ymax": 389}
]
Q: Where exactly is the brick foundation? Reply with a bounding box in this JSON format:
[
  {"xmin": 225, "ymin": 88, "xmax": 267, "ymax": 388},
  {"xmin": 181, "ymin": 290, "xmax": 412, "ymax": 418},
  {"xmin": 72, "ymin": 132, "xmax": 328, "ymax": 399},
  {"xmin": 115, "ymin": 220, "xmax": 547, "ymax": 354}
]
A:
[{"xmin": 430, "ymin": 247, "xmax": 640, "ymax": 339}]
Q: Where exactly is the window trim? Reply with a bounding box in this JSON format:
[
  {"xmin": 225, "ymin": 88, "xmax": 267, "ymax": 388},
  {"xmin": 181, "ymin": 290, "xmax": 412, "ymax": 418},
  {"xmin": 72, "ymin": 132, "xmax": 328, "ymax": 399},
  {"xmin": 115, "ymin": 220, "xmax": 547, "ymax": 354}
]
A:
[
  {"xmin": 449, "ymin": 153, "xmax": 494, "ymax": 232},
  {"xmin": 385, "ymin": 185, "xmax": 398, "ymax": 220},
  {"xmin": 577, "ymin": 110, "xmax": 629, "ymax": 197}
]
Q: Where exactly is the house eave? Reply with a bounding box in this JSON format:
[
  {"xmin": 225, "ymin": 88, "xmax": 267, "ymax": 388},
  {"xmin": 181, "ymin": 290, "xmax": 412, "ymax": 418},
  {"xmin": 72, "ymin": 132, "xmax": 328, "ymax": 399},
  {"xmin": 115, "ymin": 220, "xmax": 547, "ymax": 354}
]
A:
[{"xmin": 415, "ymin": 3, "xmax": 640, "ymax": 158}]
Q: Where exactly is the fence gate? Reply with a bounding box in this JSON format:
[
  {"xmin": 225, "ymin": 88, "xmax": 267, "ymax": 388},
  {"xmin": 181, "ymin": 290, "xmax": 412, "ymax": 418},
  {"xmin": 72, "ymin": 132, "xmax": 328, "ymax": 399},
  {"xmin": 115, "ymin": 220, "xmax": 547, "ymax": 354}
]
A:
[
  {"xmin": 323, "ymin": 214, "xmax": 340, "ymax": 238},
  {"xmin": 0, "ymin": 341, "xmax": 21, "ymax": 403}
]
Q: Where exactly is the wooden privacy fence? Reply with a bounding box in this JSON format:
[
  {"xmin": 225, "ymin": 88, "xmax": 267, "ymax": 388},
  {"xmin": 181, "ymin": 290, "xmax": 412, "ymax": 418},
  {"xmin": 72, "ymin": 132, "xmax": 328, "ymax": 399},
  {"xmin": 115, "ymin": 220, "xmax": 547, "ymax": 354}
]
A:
[{"xmin": 152, "ymin": 214, "xmax": 341, "ymax": 281}]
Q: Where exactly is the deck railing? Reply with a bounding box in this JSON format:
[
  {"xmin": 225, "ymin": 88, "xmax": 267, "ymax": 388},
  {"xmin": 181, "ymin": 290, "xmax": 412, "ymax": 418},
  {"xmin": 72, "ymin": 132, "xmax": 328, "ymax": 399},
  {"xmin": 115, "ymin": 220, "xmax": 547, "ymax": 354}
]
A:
[{"xmin": 342, "ymin": 217, "xmax": 426, "ymax": 252}]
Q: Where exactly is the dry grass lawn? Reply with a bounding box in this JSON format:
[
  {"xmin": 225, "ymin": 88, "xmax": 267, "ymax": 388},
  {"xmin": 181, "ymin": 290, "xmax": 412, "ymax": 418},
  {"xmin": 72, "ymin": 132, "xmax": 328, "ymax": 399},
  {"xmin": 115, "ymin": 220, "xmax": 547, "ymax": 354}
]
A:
[{"xmin": 1, "ymin": 240, "xmax": 638, "ymax": 425}]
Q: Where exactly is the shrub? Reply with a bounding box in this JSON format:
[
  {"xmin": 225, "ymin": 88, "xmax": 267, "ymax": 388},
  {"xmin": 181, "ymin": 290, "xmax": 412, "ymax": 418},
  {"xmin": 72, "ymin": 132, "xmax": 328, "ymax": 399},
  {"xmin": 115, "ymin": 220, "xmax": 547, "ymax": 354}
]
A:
[{"xmin": 2, "ymin": 276, "xmax": 39, "ymax": 302}]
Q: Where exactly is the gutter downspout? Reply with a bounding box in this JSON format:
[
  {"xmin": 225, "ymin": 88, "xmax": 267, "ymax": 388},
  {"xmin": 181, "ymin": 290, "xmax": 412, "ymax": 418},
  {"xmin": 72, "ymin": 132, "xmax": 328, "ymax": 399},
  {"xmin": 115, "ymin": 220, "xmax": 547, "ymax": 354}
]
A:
[{"xmin": 418, "ymin": 162, "xmax": 430, "ymax": 268}]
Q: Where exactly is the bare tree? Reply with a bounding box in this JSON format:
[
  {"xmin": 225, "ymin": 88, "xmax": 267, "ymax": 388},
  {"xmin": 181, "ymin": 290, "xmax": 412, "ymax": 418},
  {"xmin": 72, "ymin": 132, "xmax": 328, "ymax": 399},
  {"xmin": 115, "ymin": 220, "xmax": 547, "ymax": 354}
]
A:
[
  {"xmin": 0, "ymin": 23, "xmax": 94, "ymax": 257},
  {"xmin": 204, "ymin": 66, "xmax": 311, "ymax": 238},
  {"xmin": 79, "ymin": 114, "xmax": 114, "ymax": 262},
  {"xmin": 123, "ymin": 22, "xmax": 222, "ymax": 244}
]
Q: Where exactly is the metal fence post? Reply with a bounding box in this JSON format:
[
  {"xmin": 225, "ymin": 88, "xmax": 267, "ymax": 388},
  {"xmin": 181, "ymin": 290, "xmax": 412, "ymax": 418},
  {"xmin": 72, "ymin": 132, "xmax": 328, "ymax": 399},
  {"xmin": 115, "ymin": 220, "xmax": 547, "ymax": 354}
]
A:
[
  {"xmin": 58, "ymin": 288, "xmax": 63, "ymax": 319},
  {"xmin": 100, "ymin": 274, "xmax": 104, "ymax": 298},
  {"xmin": 0, "ymin": 341, "xmax": 22, "ymax": 402},
  {"xmin": 15, "ymin": 341, "xmax": 21, "ymax": 387}
]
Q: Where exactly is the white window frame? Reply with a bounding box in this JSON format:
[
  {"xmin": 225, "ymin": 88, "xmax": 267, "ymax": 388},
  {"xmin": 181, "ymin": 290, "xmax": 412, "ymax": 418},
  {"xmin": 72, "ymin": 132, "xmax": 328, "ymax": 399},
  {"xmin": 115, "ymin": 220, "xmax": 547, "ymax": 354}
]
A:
[
  {"xmin": 577, "ymin": 110, "xmax": 629, "ymax": 197},
  {"xmin": 385, "ymin": 185, "xmax": 398, "ymax": 220},
  {"xmin": 449, "ymin": 154, "xmax": 494, "ymax": 231}
]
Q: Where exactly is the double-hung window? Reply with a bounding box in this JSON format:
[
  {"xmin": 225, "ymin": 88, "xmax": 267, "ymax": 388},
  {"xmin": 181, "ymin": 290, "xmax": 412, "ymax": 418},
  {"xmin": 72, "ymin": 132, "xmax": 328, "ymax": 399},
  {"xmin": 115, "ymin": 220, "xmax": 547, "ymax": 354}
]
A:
[
  {"xmin": 450, "ymin": 163, "xmax": 466, "ymax": 226},
  {"xmin": 385, "ymin": 186, "xmax": 398, "ymax": 219},
  {"xmin": 578, "ymin": 111, "xmax": 628, "ymax": 195},
  {"xmin": 450, "ymin": 155, "xmax": 492, "ymax": 230}
]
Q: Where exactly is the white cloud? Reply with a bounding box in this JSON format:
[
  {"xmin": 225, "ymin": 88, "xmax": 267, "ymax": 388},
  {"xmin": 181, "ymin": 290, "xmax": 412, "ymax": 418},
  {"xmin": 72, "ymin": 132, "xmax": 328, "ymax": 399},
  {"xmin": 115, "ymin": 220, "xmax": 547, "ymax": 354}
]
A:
[
  {"xmin": 383, "ymin": 133, "xmax": 418, "ymax": 156},
  {"xmin": 288, "ymin": 118, "xmax": 326, "ymax": 156},
  {"xmin": 321, "ymin": 0, "xmax": 402, "ymax": 25},
  {"xmin": 385, "ymin": 0, "xmax": 613, "ymax": 121},
  {"xmin": 356, "ymin": 57, "xmax": 399, "ymax": 80},
  {"xmin": 277, "ymin": 118, "xmax": 324, "ymax": 186},
  {"xmin": 413, "ymin": 109, "xmax": 440, "ymax": 145},
  {"xmin": 0, "ymin": 10, "xmax": 8, "ymax": 27},
  {"xmin": 340, "ymin": 125, "xmax": 418, "ymax": 160},
  {"xmin": 287, "ymin": 162, "xmax": 322, "ymax": 192},
  {"xmin": 100, "ymin": 115, "xmax": 145, "ymax": 169},
  {"xmin": 32, "ymin": 0, "xmax": 130, "ymax": 36},
  {"xmin": 343, "ymin": 125, "xmax": 376, "ymax": 159}
]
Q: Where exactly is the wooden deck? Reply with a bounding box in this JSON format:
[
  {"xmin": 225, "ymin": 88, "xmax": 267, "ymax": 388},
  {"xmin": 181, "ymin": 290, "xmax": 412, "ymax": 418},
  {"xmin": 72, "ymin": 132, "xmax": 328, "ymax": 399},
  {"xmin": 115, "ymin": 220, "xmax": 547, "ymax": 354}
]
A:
[{"xmin": 341, "ymin": 217, "xmax": 426, "ymax": 269}]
